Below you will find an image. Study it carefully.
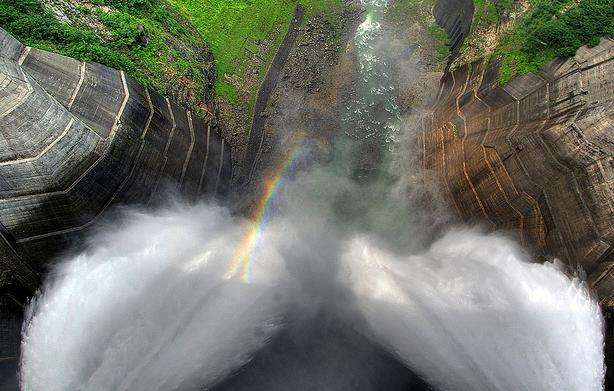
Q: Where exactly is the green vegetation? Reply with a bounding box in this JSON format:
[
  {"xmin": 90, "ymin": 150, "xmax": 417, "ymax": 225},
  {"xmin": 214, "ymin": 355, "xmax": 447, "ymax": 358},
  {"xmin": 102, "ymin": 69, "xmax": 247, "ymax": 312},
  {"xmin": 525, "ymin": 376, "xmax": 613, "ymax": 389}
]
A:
[
  {"xmin": 1, "ymin": 0, "xmax": 129, "ymax": 70},
  {"xmin": 495, "ymin": 0, "xmax": 614, "ymax": 84},
  {"xmin": 494, "ymin": 0, "xmax": 515, "ymax": 17},
  {"xmin": 0, "ymin": 0, "xmax": 210, "ymax": 108},
  {"xmin": 385, "ymin": 0, "xmax": 451, "ymax": 64},
  {"xmin": 472, "ymin": 0, "xmax": 501, "ymax": 29},
  {"xmin": 472, "ymin": 0, "xmax": 514, "ymax": 29},
  {"xmin": 428, "ymin": 24, "xmax": 451, "ymax": 62},
  {"xmin": 0, "ymin": 0, "xmax": 353, "ymax": 124},
  {"xmin": 167, "ymin": 0, "xmax": 344, "ymax": 103}
]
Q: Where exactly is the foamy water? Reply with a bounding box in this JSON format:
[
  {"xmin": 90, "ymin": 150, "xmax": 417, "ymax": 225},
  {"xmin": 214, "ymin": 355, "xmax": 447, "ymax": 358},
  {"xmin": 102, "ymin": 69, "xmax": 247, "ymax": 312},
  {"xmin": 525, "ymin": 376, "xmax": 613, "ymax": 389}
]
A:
[
  {"xmin": 342, "ymin": 231, "xmax": 605, "ymax": 391},
  {"xmin": 20, "ymin": 202, "xmax": 605, "ymax": 390},
  {"xmin": 21, "ymin": 206, "xmax": 288, "ymax": 391}
]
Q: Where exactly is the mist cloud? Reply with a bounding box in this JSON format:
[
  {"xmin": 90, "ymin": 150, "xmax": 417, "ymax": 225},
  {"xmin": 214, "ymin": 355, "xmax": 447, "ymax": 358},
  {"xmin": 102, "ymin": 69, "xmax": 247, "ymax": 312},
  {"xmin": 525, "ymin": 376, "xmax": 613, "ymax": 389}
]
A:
[
  {"xmin": 20, "ymin": 160, "xmax": 605, "ymax": 390},
  {"xmin": 21, "ymin": 205, "xmax": 288, "ymax": 391}
]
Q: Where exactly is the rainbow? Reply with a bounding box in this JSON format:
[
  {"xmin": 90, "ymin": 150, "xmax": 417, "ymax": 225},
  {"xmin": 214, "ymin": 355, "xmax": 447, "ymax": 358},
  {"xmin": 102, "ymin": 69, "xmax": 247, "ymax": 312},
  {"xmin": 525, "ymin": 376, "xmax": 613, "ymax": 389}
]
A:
[{"xmin": 225, "ymin": 146, "xmax": 304, "ymax": 282}]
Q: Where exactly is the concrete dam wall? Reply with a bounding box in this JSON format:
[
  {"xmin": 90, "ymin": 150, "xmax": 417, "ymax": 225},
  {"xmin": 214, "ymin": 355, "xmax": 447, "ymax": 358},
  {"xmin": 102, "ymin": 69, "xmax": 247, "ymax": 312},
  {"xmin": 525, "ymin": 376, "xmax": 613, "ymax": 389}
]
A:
[
  {"xmin": 423, "ymin": 2, "xmax": 613, "ymax": 382},
  {"xmin": 421, "ymin": 37, "xmax": 614, "ymax": 307},
  {"xmin": 0, "ymin": 27, "xmax": 233, "ymax": 371},
  {"xmin": 428, "ymin": 0, "xmax": 613, "ymax": 308},
  {"xmin": 428, "ymin": 0, "xmax": 614, "ymax": 291}
]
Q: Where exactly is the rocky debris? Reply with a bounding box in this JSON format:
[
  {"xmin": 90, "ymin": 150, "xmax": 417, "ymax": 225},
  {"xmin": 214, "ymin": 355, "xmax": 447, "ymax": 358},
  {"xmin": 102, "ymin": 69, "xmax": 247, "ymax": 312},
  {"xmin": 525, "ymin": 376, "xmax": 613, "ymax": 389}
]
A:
[
  {"xmin": 42, "ymin": 0, "xmax": 112, "ymax": 38},
  {"xmin": 216, "ymin": 36, "xmax": 273, "ymax": 173},
  {"xmin": 283, "ymin": 7, "xmax": 360, "ymax": 94},
  {"xmin": 381, "ymin": 1, "xmax": 448, "ymax": 113}
]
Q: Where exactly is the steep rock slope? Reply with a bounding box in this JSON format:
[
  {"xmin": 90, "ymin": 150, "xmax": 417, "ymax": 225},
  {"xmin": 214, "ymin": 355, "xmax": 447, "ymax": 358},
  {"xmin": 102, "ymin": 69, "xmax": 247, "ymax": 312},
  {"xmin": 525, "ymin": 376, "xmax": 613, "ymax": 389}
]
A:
[{"xmin": 0, "ymin": 27, "xmax": 232, "ymax": 377}]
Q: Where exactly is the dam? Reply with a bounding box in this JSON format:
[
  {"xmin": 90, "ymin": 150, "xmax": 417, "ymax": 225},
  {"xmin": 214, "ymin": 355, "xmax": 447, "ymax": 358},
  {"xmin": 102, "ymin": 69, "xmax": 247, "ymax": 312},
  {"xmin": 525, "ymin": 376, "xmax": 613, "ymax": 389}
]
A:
[{"xmin": 1, "ymin": 0, "xmax": 612, "ymax": 389}]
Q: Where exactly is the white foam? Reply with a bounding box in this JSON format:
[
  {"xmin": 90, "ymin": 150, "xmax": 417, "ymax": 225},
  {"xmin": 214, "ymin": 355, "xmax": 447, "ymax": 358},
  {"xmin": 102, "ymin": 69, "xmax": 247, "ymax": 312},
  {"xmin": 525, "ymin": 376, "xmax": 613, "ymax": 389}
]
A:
[
  {"xmin": 21, "ymin": 203, "xmax": 605, "ymax": 390},
  {"xmin": 21, "ymin": 205, "xmax": 287, "ymax": 391},
  {"xmin": 341, "ymin": 229, "xmax": 605, "ymax": 391}
]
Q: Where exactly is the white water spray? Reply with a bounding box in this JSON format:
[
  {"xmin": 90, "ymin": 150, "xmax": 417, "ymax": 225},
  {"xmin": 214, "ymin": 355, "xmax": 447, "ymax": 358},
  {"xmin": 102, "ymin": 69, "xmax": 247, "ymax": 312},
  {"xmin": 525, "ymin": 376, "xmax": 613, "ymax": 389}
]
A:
[
  {"xmin": 20, "ymin": 199, "xmax": 605, "ymax": 390},
  {"xmin": 342, "ymin": 230, "xmax": 605, "ymax": 391},
  {"xmin": 20, "ymin": 0, "xmax": 605, "ymax": 388},
  {"xmin": 21, "ymin": 206, "xmax": 288, "ymax": 391}
]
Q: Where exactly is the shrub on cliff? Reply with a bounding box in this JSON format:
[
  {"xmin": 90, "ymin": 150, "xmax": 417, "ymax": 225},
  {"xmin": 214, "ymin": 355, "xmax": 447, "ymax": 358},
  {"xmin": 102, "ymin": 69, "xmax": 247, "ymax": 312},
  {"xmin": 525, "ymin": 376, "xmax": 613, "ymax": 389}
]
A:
[
  {"xmin": 497, "ymin": 0, "xmax": 614, "ymax": 84},
  {"xmin": 0, "ymin": 0, "xmax": 213, "ymax": 111}
]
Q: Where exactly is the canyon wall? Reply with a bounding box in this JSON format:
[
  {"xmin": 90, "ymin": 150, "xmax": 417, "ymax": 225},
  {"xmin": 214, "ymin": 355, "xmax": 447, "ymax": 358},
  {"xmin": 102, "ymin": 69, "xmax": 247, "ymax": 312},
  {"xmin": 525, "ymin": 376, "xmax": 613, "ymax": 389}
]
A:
[{"xmin": 0, "ymin": 27, "xmax": 233, "ymax": 376}]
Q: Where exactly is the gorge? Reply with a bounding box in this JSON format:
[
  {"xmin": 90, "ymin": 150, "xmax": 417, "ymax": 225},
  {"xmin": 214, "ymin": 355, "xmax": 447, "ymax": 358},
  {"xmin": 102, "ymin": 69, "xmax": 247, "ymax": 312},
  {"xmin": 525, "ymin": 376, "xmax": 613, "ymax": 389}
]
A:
[{"xmin": 0, "ymin": 0, "xmax": 612, "ymax": 389}]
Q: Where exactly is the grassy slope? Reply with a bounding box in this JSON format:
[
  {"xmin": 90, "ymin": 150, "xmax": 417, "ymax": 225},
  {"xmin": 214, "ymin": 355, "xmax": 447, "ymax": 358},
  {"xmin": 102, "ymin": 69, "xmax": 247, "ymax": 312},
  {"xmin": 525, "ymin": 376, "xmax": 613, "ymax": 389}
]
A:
[
  {"xmin": 0, "ymin": 0, "xmax": 211, "ymax": 108},
  {"xmin": 167, "ymin": 0, "xmax": 344, "ymax": 105},
  {"xmin": 463, "ymin": 0, "xmax": 613, "ymax": 84},
  {"xmin": 0, "ymin": 0, "xmax": 348, "ymax": 113}
]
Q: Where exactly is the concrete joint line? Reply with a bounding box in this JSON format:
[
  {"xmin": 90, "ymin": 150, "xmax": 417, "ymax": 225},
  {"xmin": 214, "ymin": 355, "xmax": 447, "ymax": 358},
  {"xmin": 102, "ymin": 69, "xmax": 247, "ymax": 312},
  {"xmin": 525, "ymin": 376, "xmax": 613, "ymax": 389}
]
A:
[
  {"xmin": 17, "ymin": 46, "xmax": 30, "ymax": 66},
  {"xmin": 163, "ymin": 98, "xmax": 176, "ymax": 156},
  {"xmin": 0, "ymin": 70, "xmax": 34, "ymax": 119},
  {"xmin": 141, "ymin": 88, "xmax": 154, "ymax": 140},
  {"xmin": 0, "ymin": 118, "xmax": 74, "ymax": 166},
  {"xmin": 110, "ymin": 71, "xmax": 129, "ymax": 136},
  {"xmin": 198, "ymin": 124, "xmax": 211, "ymax": 196},
  {"xmin": 214, "ymin": 139, "xmax": 225, "ymax": 193},
  {"xmin": 180, "ymin": 111, "xmax": 196, "ymax": 184},
  {"xmin": 4, "ymin": 71, "xmax": 130, "ymax": 205},
  {"xmin": 67, "ymin": 62, "xmax": 86, "ymax": 109},
  {"xmin": 17, "ymin": 72, "xmax": 133, "ymax": 243}
]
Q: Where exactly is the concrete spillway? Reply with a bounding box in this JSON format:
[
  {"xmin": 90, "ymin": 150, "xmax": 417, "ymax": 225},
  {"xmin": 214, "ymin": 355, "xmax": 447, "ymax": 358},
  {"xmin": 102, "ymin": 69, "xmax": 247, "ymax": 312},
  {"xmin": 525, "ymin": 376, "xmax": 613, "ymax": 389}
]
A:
[{"xmin": 0, "ymin": 27, "xmax": 233, "ymax": 380}]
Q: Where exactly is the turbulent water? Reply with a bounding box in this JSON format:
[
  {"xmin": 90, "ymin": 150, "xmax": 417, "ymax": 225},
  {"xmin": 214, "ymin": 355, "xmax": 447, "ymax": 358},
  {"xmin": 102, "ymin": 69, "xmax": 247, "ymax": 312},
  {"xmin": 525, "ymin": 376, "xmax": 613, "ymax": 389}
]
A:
[
  {"xmin": 344, "ymin": 232, "xmax": 605, "ymax": 390},
  {"xmin": 20, "ymin": 0, "xmax": 605, "ymax": 390},
  {"xmin": 20, "ymin": 200, "xmax": 605, "ymax": 390}
]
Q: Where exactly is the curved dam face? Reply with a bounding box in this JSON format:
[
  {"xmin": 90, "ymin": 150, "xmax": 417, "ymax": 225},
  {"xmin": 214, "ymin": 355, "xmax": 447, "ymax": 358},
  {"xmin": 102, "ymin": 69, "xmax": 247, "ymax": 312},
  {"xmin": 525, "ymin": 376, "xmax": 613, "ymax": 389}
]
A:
[
  {"xmin": 422, "ymin": 39, "xmax": 614, "ymax": 299},
  {"xmin": 0, "ymin": 28, "xmax": 233, "ymax": 277},
  {"xmin": 423, "ymin": 0, "xmax": 614, "ymax": 385},
  {"xmin": 0, "ymin": 27, "xmax": 233, "ymax": 381}
]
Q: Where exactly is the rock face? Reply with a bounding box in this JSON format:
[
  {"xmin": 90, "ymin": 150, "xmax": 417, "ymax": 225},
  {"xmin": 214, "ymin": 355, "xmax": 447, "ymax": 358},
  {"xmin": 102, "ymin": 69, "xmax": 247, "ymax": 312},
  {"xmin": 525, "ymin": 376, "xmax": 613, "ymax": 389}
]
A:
[
  {"xmin": 432, "ymin": 0, "xmax": 474, "ymax": 58},
  {"xmin": 0, "ymin": 27, "xmax": 233, "ymax": 374}
]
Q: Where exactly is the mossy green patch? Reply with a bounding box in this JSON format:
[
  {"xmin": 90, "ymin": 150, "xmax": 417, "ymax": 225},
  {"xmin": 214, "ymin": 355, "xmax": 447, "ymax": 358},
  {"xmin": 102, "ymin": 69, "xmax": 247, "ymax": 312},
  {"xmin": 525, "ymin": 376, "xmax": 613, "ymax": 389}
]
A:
[
  {"xmin": 472, "ymin": 0, "xmax": 504, "ymax": 30},
  {"xmin": 0, "ymin": 0, "xmax": 210, "ymax": 109},
  {"xmin": 167, "ymin": 0, "xmax": 345, "ymax": 104},
  {"xmin": 495, "ymin": 0, "xmax": 614, "ymax": 85},
  {"xmin": 428, "ymin": 24, "xmax": 451, "ymax": 62}
]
